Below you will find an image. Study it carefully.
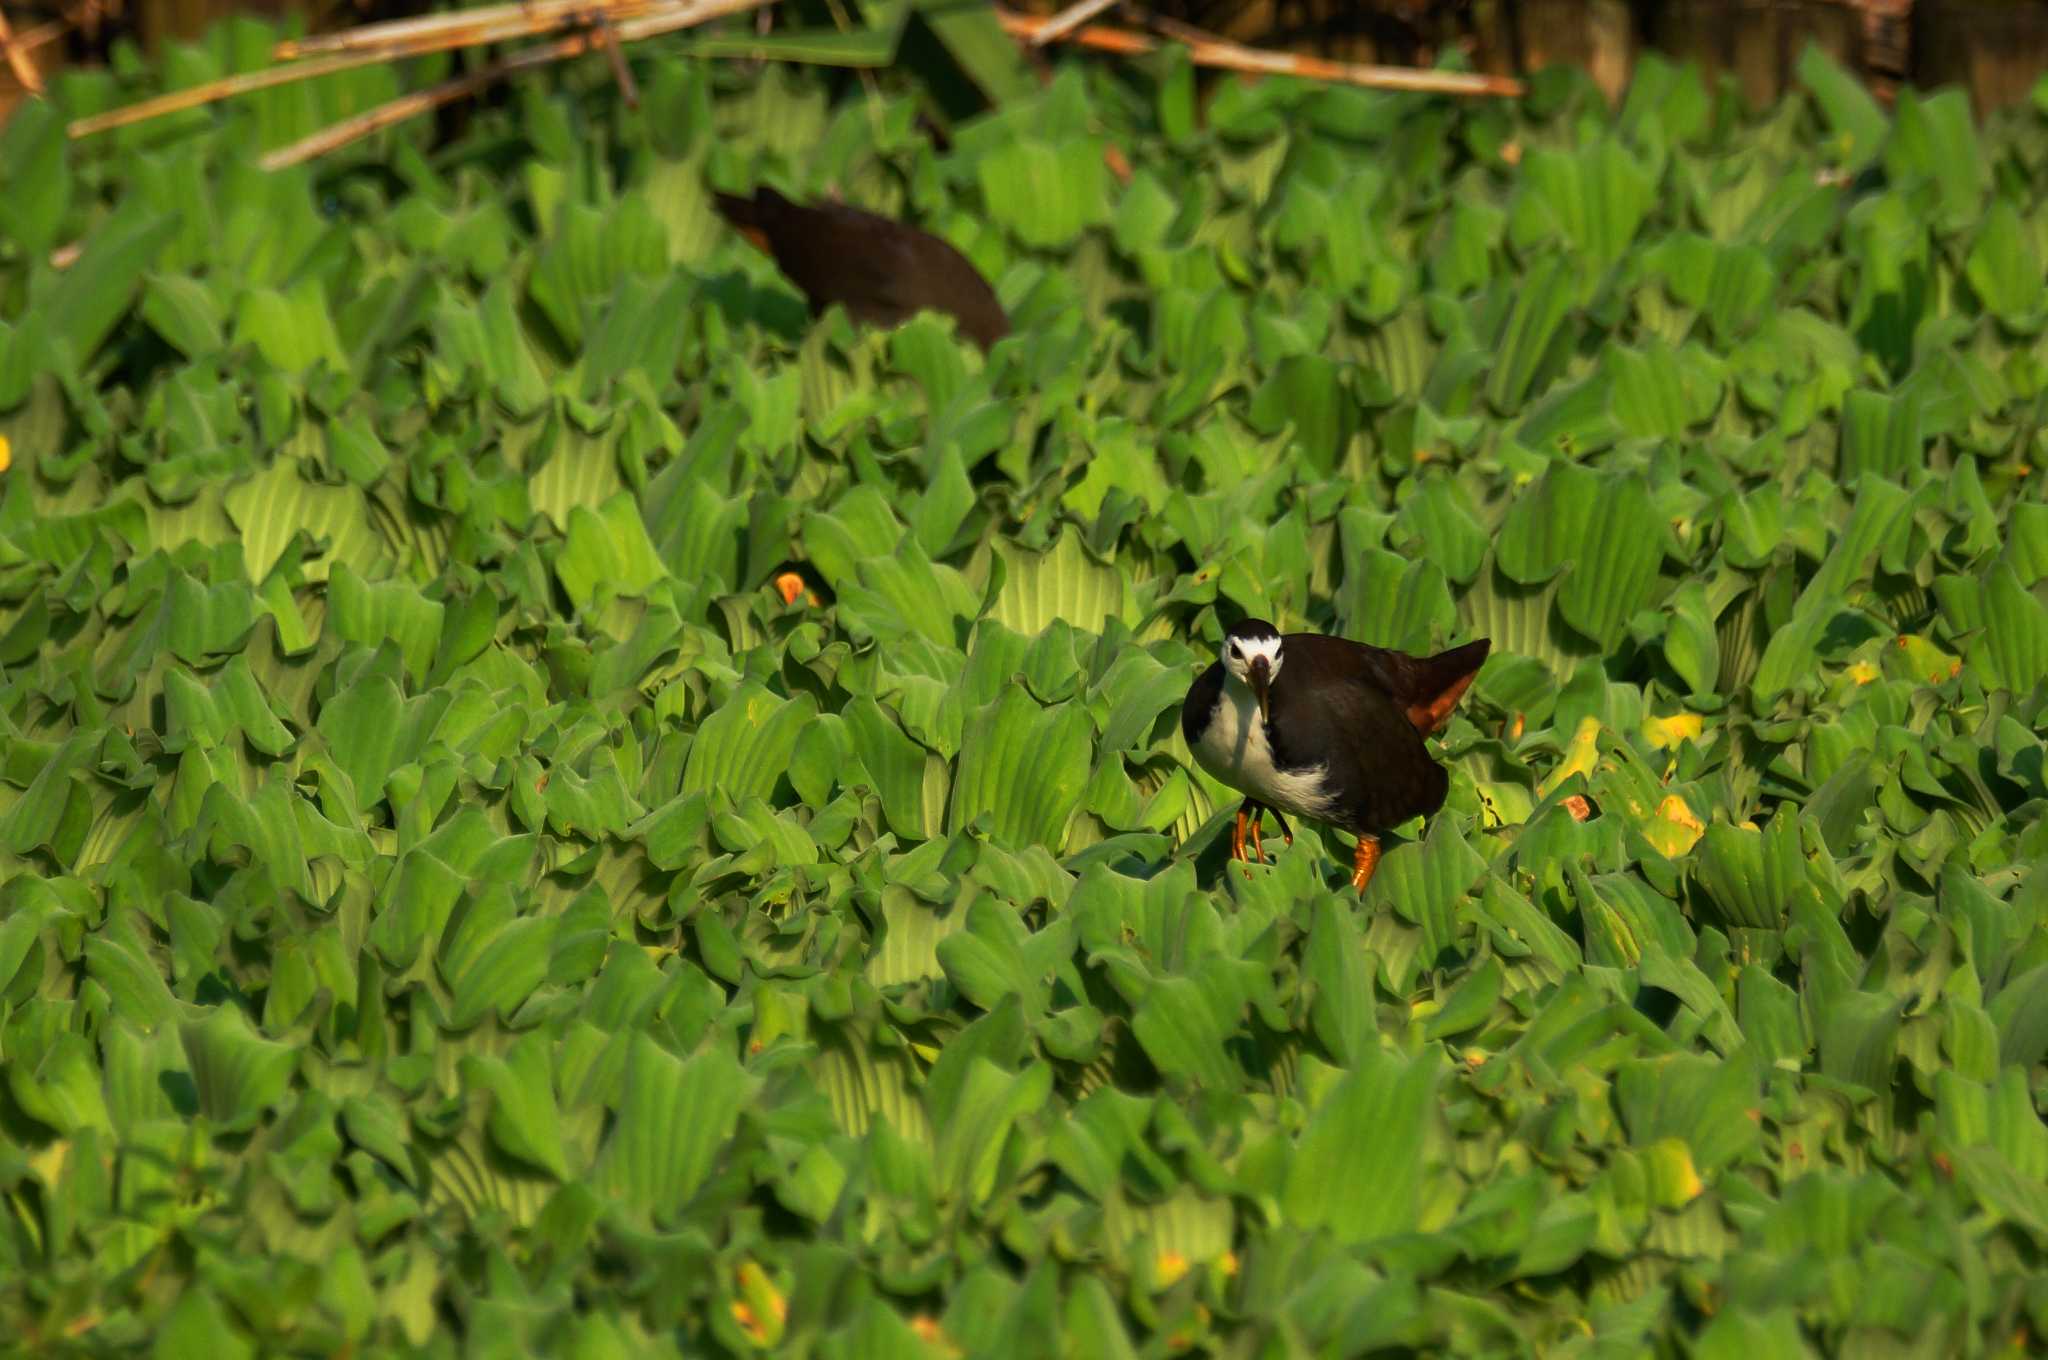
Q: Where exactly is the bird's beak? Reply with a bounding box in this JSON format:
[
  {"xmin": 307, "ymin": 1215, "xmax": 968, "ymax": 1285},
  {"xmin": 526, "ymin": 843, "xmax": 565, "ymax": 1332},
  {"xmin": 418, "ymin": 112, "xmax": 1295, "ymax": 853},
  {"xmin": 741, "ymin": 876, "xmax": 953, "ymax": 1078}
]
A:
[{"xmin": 1249, "ymin": 656, "xmax": 1271, "ymax": 724}]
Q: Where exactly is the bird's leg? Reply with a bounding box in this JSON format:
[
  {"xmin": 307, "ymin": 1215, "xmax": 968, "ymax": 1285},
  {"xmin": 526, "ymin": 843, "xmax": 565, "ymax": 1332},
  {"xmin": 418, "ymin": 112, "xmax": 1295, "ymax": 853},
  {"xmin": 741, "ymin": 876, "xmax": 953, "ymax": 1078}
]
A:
[
  {"xmin": 1268, "ymin": 806, "xmax": 1295, "ymax": 848},
  {"xmin": 1234, "ymin": 801, "xmax": 1277, "ymax": 878},
  {"xmin": 1247, "ymin": 803, "xmax": 1293, "ymax": 862},
  {"xmin": 1350, "ymin": 834, "xmax": 1382, "ymax": 893}
]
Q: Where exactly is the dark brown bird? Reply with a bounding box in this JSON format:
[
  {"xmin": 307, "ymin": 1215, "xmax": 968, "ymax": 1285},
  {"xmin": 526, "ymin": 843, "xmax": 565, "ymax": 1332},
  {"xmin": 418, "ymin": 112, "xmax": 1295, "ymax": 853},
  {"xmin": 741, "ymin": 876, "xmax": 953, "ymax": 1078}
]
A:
[
  {"xmin": 1181, "ymin": 620, "xmax": 1490, "ymax": 892},
  {"xmin": 711, "ymin": 187, "xmax": 1010, "ymax": 352}
]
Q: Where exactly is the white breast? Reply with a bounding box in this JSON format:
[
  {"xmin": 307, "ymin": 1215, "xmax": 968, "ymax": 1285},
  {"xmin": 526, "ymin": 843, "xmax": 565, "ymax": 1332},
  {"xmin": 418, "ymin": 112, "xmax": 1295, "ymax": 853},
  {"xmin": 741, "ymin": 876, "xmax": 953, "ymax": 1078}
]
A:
[{"xmin": 1191, "ymin": 681, "xmax": 1336, "ymax": 820}]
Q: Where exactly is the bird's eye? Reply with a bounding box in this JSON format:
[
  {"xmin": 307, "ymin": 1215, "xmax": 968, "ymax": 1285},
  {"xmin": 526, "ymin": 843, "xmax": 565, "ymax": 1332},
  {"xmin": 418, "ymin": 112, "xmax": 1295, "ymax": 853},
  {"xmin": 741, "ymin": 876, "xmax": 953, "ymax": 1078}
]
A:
[{"xmin": 1227, "ymin": 643, "xmax": 1242, "ymax": 660}]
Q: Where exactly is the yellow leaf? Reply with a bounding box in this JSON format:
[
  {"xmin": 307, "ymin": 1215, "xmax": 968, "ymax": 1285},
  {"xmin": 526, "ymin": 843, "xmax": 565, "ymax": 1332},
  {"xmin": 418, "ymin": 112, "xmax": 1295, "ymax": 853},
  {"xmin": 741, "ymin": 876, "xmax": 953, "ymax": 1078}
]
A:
[
  {"xmin": 735, "ymin": 1262, "xmax": 786, "ymax": 1346},
  {"xmin": 1539, "ymin": 716, "xmax": 1602, "ymax": 797},
  {"xmin": 28, "ymin": 1139, "xmax": 68, "ymax": 1185},
  {"xmin": 1642, "ymin": 712, "xmax": 1703, "ymax": 750},
  {"xmin": 1886, "ymin": 634, "xmax": 1961, "ymax": 687},
  {"xmin": 1645, "ymin": 1137, "xmax": 1704, "ymax": 1208},
  {"xmin": 1642, "ymin": 794, "xmax": 1705, "ymax": 858}
]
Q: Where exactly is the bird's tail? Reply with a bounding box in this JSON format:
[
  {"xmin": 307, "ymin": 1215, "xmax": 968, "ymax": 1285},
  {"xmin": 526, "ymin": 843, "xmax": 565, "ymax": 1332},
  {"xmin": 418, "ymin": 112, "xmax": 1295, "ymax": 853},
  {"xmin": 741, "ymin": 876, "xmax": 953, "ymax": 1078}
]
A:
[
  {"xmin": 712, "ymin": 189, "xmax": 778, "ymax": 255},
  {"xmin": 711, "ymin": 190, "xmax": 759, "ymax": 229},
  {"xmin": 1362, "ymin": 638, "xmax": 1490, "ymax": 735}
]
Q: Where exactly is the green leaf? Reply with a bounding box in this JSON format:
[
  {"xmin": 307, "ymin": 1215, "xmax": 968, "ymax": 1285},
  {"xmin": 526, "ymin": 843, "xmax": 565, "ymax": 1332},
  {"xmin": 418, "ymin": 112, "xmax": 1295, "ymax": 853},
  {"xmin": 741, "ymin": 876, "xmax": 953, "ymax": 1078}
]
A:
[
  {"xmin": 1131, "ymin": 975, "xmax": 1237, "ymax": 1090},
  {"xmin": 0, "ymin": 100, "xmax": 70, "ymax": 258},
  {"xmin": 1494, "ymin": 463, "xmax": 1663, "ymax": 647},
  {"xmin": 140, "ymin": 274, "xmax": 228, "ymax": 359},
  {"xmin": 1247, "ymin": 356, "xmax": 1357, "ymax": 476},
  {"xmin": 931, "ymin": 1058, "xmax": 1052, "ymax": 1205},
  {"xmin": 1965, "ymin": 199, "xmax": 2045, "ymax": 326},
  {"xmin": 47, "ymin": 202, "xmax": 180, "ymax": 366},
  {"xmin": 1485, "ymin": 254, "xmax": 1576, "ymax": 413},
  {"xmin": 1798, "ymin": 42, "xmax": 1888, "ymax": 173},
  {"xmin": 1507, "ymin": 138, "xmax": 1654, "ymax": 273},
  {"xmin": 234, "ymin": 281, "xmax": 349, "ymax": 375},
  {"xmin": 1283, "ymin": 1049, "xmax": 1439, "ymax": 1243},
  {"xmin": 949, "ymin": 685, "xmax": 1092, "ymax": 850},
  {"xmin": 681, "ymin": 682, "xmax": 820, "ymax": 804},
  {"xmin": 556, "ymin": 492, "xmax": 669, "ymax": 610},
  {"xmin": 597, "ymin": 1034, "xmax": 749, "ymax": 1224},
  {"xmin": 461, "ymin": 1034, "xmax": 571, "ymax": 1179},
  {"xmin": 180, "ymin": 1007, "xmax": 298, "ymax": 1133},
  {"xmin": 843, "ymin": 696, "xmax": 949, "ymax": 840},
  {"xmin": 978, "ymin": 138, "xmax": 1110, "ymax": 250}
]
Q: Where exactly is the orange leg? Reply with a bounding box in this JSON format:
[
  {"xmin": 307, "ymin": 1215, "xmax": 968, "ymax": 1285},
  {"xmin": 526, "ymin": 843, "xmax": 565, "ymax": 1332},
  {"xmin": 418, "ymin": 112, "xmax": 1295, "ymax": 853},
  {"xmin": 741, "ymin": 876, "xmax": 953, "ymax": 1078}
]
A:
[
  {"xmin": 1350, "ymin": 834, "xmax": 1382, "ymax": 893},
  {"xmin": 1232, "ymin": 801, "xmax": 1297, "ymax": 876},
  {"xmin": 1248, "ymin": 803, "xmax": 1296, "ymax": 863}
]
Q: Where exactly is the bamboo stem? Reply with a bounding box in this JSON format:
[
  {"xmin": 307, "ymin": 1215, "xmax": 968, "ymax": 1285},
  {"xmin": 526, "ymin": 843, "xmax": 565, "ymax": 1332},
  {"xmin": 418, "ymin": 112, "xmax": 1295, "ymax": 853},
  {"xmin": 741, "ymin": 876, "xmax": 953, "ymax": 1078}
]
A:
[{"xmin": 995, "ymin": 7, "xmax": 1525, "ymax": 98}]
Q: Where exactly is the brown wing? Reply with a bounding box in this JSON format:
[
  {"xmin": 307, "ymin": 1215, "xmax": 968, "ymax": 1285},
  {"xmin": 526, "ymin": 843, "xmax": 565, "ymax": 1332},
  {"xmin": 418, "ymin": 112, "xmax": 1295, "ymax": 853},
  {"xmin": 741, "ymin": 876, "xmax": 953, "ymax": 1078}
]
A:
[
  {"xmin": 1264, "ymin": 656, "xmax": 1450, "ymax": 832},
  {"xmin": 1286, "ymin": 634, "xmax": 1490, "ymax": 735},
  {"xmin": 712, "ymin": 189, "xmax": 1009, "ymax": 350}
]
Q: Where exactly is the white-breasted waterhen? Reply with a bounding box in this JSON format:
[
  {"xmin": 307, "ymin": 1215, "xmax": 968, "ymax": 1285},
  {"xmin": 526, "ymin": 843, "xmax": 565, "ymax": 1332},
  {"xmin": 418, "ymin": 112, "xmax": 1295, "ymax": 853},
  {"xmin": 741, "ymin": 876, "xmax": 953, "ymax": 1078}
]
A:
[
  {"xmin": 1180, "ymin": 619, "xmax": 1491, "ymax": 892},
  {"xmin": 711, "ymin": 187, "xmax": 1010, "ymax": 352}
]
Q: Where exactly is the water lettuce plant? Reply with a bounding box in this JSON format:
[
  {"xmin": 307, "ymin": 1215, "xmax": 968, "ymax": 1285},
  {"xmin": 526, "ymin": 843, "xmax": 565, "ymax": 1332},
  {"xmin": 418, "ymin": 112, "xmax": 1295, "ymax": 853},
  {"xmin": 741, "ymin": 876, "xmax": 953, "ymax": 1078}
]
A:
[{"xmin": 0, "ymin": 27, "xmax": 2045, "ymax": 1356}]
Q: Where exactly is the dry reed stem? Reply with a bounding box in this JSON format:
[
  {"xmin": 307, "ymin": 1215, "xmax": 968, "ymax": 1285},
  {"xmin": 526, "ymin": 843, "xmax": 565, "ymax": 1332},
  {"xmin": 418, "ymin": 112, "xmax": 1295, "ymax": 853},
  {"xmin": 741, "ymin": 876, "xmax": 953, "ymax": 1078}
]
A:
[
  {"xmin": 1028, "ymin": 0, "xmax": 1120, "ymax": 48},
  {"xmin": 258, "ymin": 37, "xmax": 585, "ymax": 170},
  {"xmin": 72, "ymin": 0, "xmax": 752, "ymax": 138},
  {"xmin": 995, "ymin": 7, "xmax": 1524, "ymax": 98},
  {"xmin": 259, "ymin": 0, "xmax": 771, "ymax": 170},
  {"xmin": 273, "ymin": 0, "xmax": 667, "ymax": 60},
  {"xmin": 0, "ymin": 4, "xmax": 48, "ymax": 95},
  {"xmin": 71, "ymin": 47, "xmax": 393, "ymax": 136},
  {"xmin": 597, "ymin": 16, "xmax": 640, "ymax": 108}
]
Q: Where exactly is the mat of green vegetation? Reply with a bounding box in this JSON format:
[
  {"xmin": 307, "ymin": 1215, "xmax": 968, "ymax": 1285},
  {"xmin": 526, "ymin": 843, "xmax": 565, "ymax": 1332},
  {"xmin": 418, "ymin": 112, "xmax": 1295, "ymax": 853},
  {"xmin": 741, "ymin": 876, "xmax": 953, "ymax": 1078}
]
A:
[{"xmin": 2, "ymin": 24, "xmax": 2046, "ymax": 1357}]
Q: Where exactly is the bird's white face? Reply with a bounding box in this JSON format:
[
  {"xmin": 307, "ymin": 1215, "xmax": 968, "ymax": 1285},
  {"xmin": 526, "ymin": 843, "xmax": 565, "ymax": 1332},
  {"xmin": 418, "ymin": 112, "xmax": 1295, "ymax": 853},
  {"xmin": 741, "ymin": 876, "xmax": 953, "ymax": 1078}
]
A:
[{"xmin": 1222, "ymin": 633, "xmax": 1284, "ymax": 688}]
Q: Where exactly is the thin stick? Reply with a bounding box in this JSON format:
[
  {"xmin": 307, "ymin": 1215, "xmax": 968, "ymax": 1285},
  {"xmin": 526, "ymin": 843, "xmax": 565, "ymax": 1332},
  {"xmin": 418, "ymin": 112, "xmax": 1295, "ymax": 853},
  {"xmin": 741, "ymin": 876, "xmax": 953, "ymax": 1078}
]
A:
[
  {"xmin": 71, "ymin": 47, "xmax": 394, "ymax": 137},
  {"xmin": 0, "ymin": 4, "xmax": 47, "ymax": 96},
  {"xmin": 1028, "ymin": 0, "xmax": 1119, "ymax": 48},
  {"xmin": 258, "ymin": 35, "xmax": 592, "ymax": 171},
  {"xmin": 14, "ymin": 17, "xmax": 64, "ymax": 53},
  {"xmin": 597, "ymin": 16, "xmax": 640, "ymax": 108},
  {"xmin": 995, "ymin": 7, "xmax": 1524, "ymax": 99},
  {"xmin": 273, "ymin": 0, "xmax": 666, "ymax": 60},
  {"xmin": 259, "ymin": 0, "xmax": 772, "ymax": 171},
  {"xmin": 72, "ymin": 0, "xmax": 750, "ymax": 138}
]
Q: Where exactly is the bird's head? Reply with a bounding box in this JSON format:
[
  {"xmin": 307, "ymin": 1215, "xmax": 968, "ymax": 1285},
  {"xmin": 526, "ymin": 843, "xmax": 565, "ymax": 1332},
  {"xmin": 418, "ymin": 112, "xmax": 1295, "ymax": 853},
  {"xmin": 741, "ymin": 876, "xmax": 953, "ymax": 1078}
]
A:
[{"xmin": 1220, "ymin": 619, "xmax": 1284, "ymax": 723}]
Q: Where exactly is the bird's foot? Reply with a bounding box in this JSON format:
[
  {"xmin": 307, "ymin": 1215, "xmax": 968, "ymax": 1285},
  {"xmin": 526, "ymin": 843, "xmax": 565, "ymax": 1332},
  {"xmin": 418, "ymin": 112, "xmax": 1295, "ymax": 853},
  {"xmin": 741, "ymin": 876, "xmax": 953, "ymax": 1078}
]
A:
[
  {"xmin": 1350, "ymin": 834, "xmax": 1381, "ymax": 893},
  {"xmin": 1230, "ymin": 805, "xmax": 1250, "ymax": 869}
]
